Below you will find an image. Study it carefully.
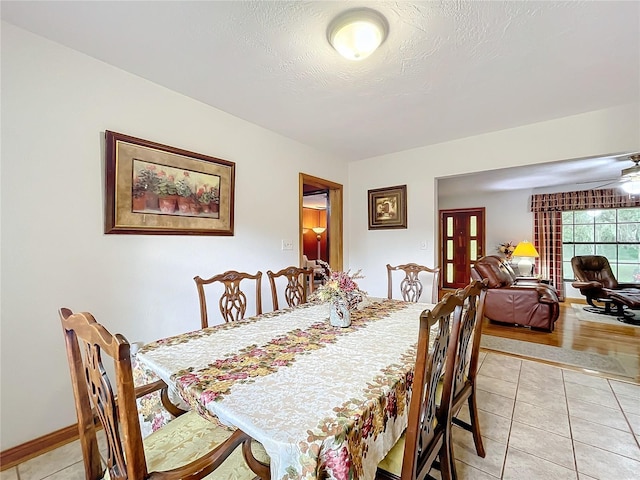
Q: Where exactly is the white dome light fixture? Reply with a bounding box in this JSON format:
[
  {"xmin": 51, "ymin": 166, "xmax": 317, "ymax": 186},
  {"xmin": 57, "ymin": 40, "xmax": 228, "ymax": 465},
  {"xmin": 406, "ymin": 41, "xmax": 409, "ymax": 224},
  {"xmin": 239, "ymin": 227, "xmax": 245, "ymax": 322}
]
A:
[
  {"xmin": 327, "ymin": 8, "xmax": 389, "ymax": 61},
  {"xmin": 621, "ymin": 154, "xmax": 640, "ymax": 194}
]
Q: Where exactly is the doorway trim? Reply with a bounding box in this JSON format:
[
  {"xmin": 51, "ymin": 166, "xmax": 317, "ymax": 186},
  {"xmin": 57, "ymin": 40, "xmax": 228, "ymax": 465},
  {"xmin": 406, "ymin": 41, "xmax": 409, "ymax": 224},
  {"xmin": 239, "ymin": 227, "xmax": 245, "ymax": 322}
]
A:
[{"xmin": 299, "ymin": 173, "xmax": 344, "ymax": 271}]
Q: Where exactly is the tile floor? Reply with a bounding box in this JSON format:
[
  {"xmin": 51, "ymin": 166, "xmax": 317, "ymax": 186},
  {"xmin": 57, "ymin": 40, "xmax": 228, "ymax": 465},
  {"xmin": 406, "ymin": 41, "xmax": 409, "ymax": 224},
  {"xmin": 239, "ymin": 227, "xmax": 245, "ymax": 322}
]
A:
[{"xmin": 2, "ymin": 351, "xmax": 639, "ymax": 479}]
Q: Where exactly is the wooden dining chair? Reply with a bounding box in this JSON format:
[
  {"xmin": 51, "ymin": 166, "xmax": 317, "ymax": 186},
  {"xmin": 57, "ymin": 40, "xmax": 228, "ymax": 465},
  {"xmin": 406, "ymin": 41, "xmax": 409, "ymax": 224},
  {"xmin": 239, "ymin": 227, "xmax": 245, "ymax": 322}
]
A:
[
  {"xmin": 266, "ymin": 266, "xmax": 314, "ymax": 311},
  {"xmin": 449, "ymin": 279, "xmax": 488, "ymax": 459},
  {"xmin": 194, "ymin": 270, "xmax": 263, "ymax": 328},
  {"xmin": 377, "ymin": 290, "xmax": 464, "ymax": 480},
  {"xmin": 59, "ymin": 307, "xmax": 270, "ymax": 480},
  {"xmin": 387, "ymin": 263, "xmax": 441, "ymax": 303}
]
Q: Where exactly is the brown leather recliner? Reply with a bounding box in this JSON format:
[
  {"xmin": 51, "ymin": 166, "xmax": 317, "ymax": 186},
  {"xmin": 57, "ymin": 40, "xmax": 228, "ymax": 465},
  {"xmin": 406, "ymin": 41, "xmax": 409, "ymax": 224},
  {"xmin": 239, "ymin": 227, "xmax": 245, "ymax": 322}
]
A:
[
  {"xmin": 470, "ymin": 255, "xmax": 560, "ymax": 332},
  {"xmin": 571, "ymin": 255, "xmax": 639, "ymax": 315}
]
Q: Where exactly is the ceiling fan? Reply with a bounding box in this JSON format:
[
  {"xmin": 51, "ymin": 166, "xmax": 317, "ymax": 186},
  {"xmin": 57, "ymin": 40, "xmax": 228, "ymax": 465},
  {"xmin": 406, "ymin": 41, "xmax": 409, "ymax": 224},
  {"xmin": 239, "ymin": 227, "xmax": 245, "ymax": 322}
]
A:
[
  {"xmin": 582, "ymin": 153, "xmax": 640, "ymax": 193},
  {"xmin": 619, "ymin": 153, "xmax": 640, "ymax": 194}
]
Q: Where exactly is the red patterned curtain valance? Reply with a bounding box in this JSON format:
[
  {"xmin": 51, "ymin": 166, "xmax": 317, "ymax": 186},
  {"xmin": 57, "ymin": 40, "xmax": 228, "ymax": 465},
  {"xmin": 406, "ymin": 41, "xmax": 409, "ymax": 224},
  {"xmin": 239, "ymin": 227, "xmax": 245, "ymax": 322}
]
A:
[{"xmin": 530, "ymin": 189, "xmax": 640, "ymax": 212}]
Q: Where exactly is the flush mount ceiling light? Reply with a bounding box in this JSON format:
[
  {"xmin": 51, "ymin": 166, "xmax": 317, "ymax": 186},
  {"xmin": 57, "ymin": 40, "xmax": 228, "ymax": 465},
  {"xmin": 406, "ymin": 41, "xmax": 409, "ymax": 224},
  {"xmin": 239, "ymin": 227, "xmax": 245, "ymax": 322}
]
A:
[
  {"xmin": 327, "ymin": 8, "xmax": 389, "ymax": 61},
  {"xmin": 621, "ymin": 154, "xmax": 640, "ymax": 194}
]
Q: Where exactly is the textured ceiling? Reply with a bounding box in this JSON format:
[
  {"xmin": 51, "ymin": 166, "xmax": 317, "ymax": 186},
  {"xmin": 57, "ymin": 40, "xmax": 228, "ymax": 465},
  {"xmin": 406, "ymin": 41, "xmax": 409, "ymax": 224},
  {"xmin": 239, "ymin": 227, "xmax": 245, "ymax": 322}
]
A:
[{"xmin": 2, "ymin": 1, "xmax": 639, "ymax": 191}]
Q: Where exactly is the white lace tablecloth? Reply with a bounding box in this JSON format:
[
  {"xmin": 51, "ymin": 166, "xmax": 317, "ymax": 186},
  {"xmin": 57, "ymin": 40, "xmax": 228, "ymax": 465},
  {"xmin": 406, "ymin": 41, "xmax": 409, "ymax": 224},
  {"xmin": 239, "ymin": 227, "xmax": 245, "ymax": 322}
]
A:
[{"xmin": 137, "ymin": 299, "xmax": 435, "ymax": 480}]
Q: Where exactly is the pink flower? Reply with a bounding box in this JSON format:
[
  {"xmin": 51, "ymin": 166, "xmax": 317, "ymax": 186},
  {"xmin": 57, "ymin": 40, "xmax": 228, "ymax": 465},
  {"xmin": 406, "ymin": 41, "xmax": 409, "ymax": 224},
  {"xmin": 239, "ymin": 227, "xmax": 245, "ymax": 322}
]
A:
[
  {"xmin": 324, "ymin": 447, "xmax": 351, "ymax": 480},
  {"xmin": 200, "ymin": 390, "xmax": 220, "ymax": 404},
  {"xmin": 218, "ymin": 371, "xmax": 249, "ymax": 380},
  {"xmin": 177, "ymin": 373, "xmax": 199, "ymax": 387},
  {"xmin": 151, "ymin": 414, "xmax": 165, "ymax": 432}
]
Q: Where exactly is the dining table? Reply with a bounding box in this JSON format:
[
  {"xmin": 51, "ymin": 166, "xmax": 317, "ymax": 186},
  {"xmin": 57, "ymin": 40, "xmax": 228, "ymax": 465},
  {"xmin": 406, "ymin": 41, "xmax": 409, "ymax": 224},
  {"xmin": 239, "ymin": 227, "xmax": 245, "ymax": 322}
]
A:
[{"xmin": 136, "ymin": 298, "xmax": 437, "ymax": 480}]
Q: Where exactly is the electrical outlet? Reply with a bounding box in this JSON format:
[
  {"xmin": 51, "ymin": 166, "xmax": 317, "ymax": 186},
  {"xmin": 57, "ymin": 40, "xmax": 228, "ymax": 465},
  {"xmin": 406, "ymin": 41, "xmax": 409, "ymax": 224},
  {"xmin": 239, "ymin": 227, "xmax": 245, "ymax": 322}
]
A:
[
  {"xmin": 281, "ymin": 239, "xmax": 293, "ymax": 251},
  {"xmin": 420, "ymin": 240, "xmax": 427, "ymax": 250}
]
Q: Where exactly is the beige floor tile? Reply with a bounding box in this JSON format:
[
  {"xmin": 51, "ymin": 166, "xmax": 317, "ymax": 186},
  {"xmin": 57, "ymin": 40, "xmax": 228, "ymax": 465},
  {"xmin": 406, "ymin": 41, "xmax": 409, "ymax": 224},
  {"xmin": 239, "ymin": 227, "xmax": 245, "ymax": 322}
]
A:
[
  {"xmin": 0, "ymin": 468, "xmax": 18, "ymax": 480},
  {"xmin": 570, "ymin": 416, "xmax": 640, "ymax": 461},
  {"xmin": 519, "ymin": 371, "xmax": 566, "ymax": 396},
  {"xmin": 477, "ymin": 351, "xmax": 488, "ymax": 364},
  {"xmin": 516, "ymin": 382, "xmax": 568, "ymax": 414},
  {"xmin": 17, "ymin": 440, "xmax": 83, "ymax": 480},
  {"xmin": 616, "ymin": 393, "xmax": 640, "ymax": 416},
  {"xmin": 513, "ymin": 401, "xmax": 571, "ymax": 437},
  {"xmin": 567, "ymin": 396, "xmax": 629, "ymax": 432},
  {"xmin": 508, "ymin": 421, "xmax": 575, "ymax": 470},
  {"xmin": 427, "ymin": 467, "xmax": 442, "ymax": 480},
  {"xmin": 564, "ymin": 382, "xmax": 618, "ymax": 409},
  {"xmin": 42, "ymin": 461, "xmax": 86, "ymax": 479},
  {"xmin": 627, "ymin": 413, "xmax": 640, "ymax": 436},
  {"xmin": 455, "ymin": 459, "xmax": 500, "ymax": 479},
  {"xmin": 562, "ymin": 370, "xmax": 612, "ymax": 391},
  {"xmin": 520, "ymin": 359, "xmax": 563, "ymax": 381},
  {"xmin": 452, "ymin": 428, "xmax": 507, "ymax": 478},
  {"xmin": 457, "ymin": 408, "xmax": 511, "ymax": 444},
  {"xmin": 502, "ymin": 448, "xmax": 577, "ymax": 480},
  {"xmin": 478, "ymin": 362, "xmax": 521, "ymax": 383},
  {"xmin": 477, "ymin": 374, "xmax": 518, "ymax": 399},
  {"xmin": 475, "ymin": 388, "xmax": 516, "ymax": 418},
  {"xmin": 574, "ymin": 441, "xmax": 640, "ymax": 480},
  {"xmin": 609, "ymin": 379, "xmax": 640, "ymax": 398},
  {"xmin": 482, "ymin": 353, "xmax": 522, "ymax": 371},
  {"xmin": 578, "ymin": 474, "xmax": 598, "ymax": 480}
]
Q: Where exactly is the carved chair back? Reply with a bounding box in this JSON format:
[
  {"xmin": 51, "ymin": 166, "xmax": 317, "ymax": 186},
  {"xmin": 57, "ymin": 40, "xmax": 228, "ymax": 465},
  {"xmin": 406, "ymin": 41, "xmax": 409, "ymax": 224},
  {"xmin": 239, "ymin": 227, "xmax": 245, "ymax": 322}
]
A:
[
  {"xmin": 194, "ymin": 270, "xmax": 263, "ymax": 328},
  {"xmin": 450, "ymin": 280, "xmax": 488, "ymax": 458},
  {"xmin": 401, "ymin": 291, "xmax": 463, "ymax": 480},
  {"xmin": 60, "ymin": 308, "xmax": 151, "ymax": 479},
  {"xmin": 267, "ymin": 266, "xmax": 314, "ymax": 311},
  {"xmin": 387, "ymin": 263, "xmax": 441, "ymax": 303},
  {"xmin": 60, "ymin": 308, "xmax": 267, "ymax": 480}
]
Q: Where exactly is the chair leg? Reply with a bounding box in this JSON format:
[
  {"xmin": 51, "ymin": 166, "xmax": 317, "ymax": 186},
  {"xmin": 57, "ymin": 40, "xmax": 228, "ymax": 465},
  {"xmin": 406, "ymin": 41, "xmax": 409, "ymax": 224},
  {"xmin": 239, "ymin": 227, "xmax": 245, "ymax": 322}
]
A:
[
  {"xmin": 448, "ymin": 427, "xmax": 458, "ymax": 480},
  {"xmin": 467, "ymin": 391, "xmax": 486, "ymax": 458},
  {"xmin": 439, "ymin": 436, "xmax": 454, "ymax": 480}
]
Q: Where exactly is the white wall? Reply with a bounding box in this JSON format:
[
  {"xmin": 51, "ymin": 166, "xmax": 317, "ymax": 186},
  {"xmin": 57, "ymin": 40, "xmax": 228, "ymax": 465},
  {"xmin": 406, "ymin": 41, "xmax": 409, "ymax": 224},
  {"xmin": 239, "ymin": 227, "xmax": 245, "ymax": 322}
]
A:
[
  {"xmin": 439, "ymin": 189, "xmax": 535, "ymax": 259},
  {"xmin": 0, "ymin": 24, "xmax": 348, "ymax": 450},
  {"xmin": 348, "ymin": 104, "xmax": 640, "ymax": 299}
]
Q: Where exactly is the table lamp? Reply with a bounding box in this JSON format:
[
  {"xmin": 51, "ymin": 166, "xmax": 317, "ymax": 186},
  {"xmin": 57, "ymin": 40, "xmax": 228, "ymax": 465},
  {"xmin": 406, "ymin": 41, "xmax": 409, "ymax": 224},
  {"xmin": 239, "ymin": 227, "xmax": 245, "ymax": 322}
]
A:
[{"xmin": 512, "ymin": 240, "xmax": 539, "ymax": 276}]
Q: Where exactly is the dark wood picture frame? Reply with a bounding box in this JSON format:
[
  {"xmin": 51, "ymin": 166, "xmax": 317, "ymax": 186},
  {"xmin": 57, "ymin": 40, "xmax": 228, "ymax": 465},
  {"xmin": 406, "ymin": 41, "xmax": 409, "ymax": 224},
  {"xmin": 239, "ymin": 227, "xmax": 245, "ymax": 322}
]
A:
[
  {"xmin": 105, "ymin": 131, "xmax": 235, "ymax": 235},
  {"xmin": 368, "ymin": 184, "xmax": 407, "ymax": 230}
]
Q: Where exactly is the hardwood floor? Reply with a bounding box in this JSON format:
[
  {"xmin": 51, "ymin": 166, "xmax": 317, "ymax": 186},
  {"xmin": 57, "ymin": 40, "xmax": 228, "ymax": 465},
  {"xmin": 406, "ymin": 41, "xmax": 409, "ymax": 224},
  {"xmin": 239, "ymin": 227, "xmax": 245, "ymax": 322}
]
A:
[{"xmin": 480, "ymin": 298, "xmax": 640, "ymax": 383}]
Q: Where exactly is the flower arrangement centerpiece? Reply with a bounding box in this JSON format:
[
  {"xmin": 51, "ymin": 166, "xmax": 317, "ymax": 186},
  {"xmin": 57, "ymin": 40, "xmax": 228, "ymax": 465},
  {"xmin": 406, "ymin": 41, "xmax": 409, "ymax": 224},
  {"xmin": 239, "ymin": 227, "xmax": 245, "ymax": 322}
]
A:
[
  {"xmin": 312, "ymin": 268, "xmax": 367, "ymax": 327},
  {"xmin": 497, "ymin": 242, "xmax": 515, "ymax": 261}
]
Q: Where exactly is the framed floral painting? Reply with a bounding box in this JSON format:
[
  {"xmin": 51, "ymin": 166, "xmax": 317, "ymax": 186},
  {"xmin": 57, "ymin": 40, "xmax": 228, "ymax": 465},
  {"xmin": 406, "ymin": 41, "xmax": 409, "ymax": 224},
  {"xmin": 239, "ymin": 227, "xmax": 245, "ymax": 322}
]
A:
[
  {"xmin": 367, "ymin": 184, "xmax": 407, "ymax": 230},
  {"xmin": 105, "ymin": 131, "xmax": 235, "ymax": 235}
]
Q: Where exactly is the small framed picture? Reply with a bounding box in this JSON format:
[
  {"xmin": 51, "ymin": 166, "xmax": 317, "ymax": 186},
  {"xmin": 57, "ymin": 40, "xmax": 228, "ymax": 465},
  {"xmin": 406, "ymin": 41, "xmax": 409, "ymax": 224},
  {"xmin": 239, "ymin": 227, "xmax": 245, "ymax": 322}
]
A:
[{"xmin": 368, "ymin": 185, "xmax": 407, "ymax": 230}]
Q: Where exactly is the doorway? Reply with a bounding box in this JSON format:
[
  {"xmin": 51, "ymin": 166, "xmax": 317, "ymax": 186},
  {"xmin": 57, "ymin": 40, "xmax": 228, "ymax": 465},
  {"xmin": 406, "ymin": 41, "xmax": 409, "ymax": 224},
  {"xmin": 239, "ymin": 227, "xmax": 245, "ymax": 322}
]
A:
[
  {"xmin": 439, "ymin": 207, "xmax": 485, "ymax": 289},
  {"xmin": 299, "ymin": 173, "xmax": 344, "ymax": 271}
]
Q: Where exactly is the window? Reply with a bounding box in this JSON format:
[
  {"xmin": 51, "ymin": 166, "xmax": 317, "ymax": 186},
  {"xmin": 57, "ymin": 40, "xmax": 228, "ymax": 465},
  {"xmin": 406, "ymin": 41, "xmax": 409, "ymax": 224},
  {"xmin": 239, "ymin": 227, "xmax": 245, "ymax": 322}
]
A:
[{"xmin": 562, "ymin": 208, "xmax": 640, "ymax": 282}]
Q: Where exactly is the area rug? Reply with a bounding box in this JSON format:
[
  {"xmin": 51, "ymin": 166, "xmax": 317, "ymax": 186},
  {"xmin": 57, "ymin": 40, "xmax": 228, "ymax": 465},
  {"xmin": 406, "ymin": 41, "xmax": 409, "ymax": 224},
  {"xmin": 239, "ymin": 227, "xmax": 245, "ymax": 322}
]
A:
[
  {"xmin": 571, "ymin": 303, "xmax": 640, "ymax": 328},
  {"xmin": 479, "ymin": 334, "xmax": 631, "ymax": 377}
]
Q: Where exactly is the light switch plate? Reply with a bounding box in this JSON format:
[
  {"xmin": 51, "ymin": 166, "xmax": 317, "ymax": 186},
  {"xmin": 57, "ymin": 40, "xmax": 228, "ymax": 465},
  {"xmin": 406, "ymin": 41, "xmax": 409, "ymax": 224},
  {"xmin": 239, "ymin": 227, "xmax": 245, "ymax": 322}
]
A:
[{"xmin": 282, "ymin": 239, "xmax": 293, "ymax": 251}]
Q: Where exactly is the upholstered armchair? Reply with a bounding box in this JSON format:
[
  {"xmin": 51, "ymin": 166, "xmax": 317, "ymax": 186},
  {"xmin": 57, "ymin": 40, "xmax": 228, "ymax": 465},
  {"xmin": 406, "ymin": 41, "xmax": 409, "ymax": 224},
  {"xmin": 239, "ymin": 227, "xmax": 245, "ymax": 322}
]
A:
[
  {"xmin": 470, "ymin": 255, "xmax": 559, "ymax": 332},
  {"xmin": 303, "ymin": 255, "xmax": 330, "ymax": 285},
  {"xmin": 571, "ymin": 255, "xmax": 640, "ymax": 315}
]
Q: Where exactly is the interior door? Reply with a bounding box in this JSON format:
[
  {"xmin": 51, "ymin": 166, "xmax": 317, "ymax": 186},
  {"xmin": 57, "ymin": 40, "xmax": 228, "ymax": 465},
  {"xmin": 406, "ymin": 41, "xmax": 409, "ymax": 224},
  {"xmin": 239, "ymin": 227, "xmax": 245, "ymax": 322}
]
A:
[
  {"xmin": 299, "ymin": 173, "xmax": 344, "ymax": 272},
  {"xmin": 440, "ymin": 208, "xmax": 485, "ymax": 289}
]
